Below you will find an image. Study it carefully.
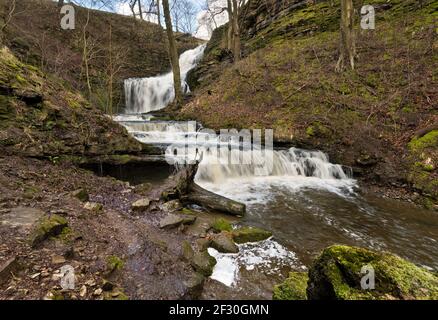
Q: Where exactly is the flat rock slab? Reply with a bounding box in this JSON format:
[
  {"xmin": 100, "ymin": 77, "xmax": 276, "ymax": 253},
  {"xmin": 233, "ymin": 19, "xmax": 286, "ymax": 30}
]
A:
[
  {"xmin": 159, "ymin": 214, "xmax": 196, "ymax": 229},
  {"xmin": 0, "ymin": 206, "xmax": 45, "ymax": 230},
  {"xmin": 132, "ymin": 198, "xmax": 150, "ymax": 211}
]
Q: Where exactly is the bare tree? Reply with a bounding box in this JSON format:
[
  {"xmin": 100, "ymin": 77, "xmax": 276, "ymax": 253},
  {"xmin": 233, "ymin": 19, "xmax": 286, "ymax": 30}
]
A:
[
  {"xmin": 336, "ymin": 0, "xmax": 355, "ymax": 71},
  {"xmin": 162, "ymin": 0, "xmax": 182, "ymax": 107},
  {"xmin": 0, "ymin": 0, "xmax": 17, "ymax": 44}
]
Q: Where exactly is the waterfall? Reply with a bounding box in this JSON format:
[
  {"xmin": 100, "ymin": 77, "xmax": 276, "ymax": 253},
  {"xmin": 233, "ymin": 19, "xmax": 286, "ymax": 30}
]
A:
[
  {"xmin": 195, "ymin": 147, "xmax": 352, "ymax": 184},
  {"xmin": 124, "ymin": 44, "xmax": 206, "ymax": 114},
  {"xmin": 116, "ymin": 117, "xmax": 352, "ymax": 182}
]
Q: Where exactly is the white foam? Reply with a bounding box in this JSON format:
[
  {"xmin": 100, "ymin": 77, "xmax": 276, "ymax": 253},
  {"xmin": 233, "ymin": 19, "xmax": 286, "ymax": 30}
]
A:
[{"xmin": 208, "ymin": 238, "xmax": 303, "ymax": 287}]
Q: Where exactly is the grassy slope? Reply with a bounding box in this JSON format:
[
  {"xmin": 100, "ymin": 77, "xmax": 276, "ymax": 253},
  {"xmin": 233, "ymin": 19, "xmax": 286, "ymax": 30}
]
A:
[
  {"xmin": 1, "ymin": 0, "xmax": 199, "ymax": 112},
  {"xmin": 180, "ymin": 0, "xmax": 437, "ymax": 205}
]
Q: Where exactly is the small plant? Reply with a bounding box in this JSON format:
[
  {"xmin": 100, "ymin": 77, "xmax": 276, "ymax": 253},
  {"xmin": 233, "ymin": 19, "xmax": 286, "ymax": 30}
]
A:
[{"xmin": 107, "ymin": 255, "xmax": 125, "ymax": 272}]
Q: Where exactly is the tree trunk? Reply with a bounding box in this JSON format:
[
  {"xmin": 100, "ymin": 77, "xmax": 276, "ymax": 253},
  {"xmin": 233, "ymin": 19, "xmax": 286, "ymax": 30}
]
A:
[
  {"xmin": 138, "ymin": 0, "xmax": 144, "ymax": 20},
  {"xmin": 226, "ymin": 0, "xmax": 233, "ymax": 51},
  {"xmin": 83, "ymin": 9, "xmax": 92, "ymax": 98},
  {"xmin": 231, "ymin": 0, "xmax": 241, "ymax": 62},
  {"xmin": 162, "ymin": 0, "xmax": 183, "ymax": 107},
  {"xmin": 182, "ymin": 184, "xmax": 246, "ymax": 216},
  {"xmin": 336, "ymin": 0, "xmax": 355, "ymax": 72},
  {"xmin": 160, "ymin": 162, "xmax": 246, "ymax": 216},
  {"xmin": 156, "ymin": 0, "xmax": 161, "ymax": 27}
]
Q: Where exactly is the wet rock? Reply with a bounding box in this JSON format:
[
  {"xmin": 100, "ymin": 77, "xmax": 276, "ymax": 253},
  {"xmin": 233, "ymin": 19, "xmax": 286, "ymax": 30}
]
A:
[
  {"xmin": 162, "ymin": 200, "xmax": 183, "ymax": 212},
  {"xmin": 181, "ymin": 240, "xmax": 194, "ymax": 261},
  {"xmin": 196, "ymin": 238, "xmax": 211, "ymax": 251},
  {"xmin": 307, "ymin": 245, "xmax": 438, "ymax": 300},
  {"xmin": 210, "ymin": 232, "xmax": 239, "ymax": 253},
  {"xmin": 232, "ymin": 226, "xmax": 272, "ymax": 244},
  {"xmin": 191, "ymin": 250, "xmax": 217, "ymax": 277},
  {"xmin": 160, "ymin": 214, "xmax": 196, "ymax": 229},
  {"xmin": 131, "ymin": 198, "xmax": 150, "ymax": 211},
  {"xmin": 71, "ymin": 188, "xmax": 89, "ymax": 202},
  {"xmin": 29, "ymin": 214, "xmax": 68, "ymax": 248},
  {"xmin": 84, "ymin": 202, "xmax": 103, "ymax": 213},
  {"xmin": 0, "ymin": 257, "xmax": 21, "ymax": 286},
  {"xmin": 184, "ymin": 272, "xmax": 206, "ymax": 299},
  {"xmin": 160, "ymin": 214, "xmax": 184, "ymax": 229},
  {"xmin": 273, "ymin": 272, "xmax": 308, "ymax": 300}
]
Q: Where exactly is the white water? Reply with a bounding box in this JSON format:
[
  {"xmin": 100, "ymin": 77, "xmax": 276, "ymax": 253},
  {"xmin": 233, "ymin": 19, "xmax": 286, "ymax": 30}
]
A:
[
  {"xmin": 208, "ymin": 238, "xmax": 305, "ymax": 287},
  {"xmin": 124, "ymin": 44, "xmax": 206, "ymax": 113}
]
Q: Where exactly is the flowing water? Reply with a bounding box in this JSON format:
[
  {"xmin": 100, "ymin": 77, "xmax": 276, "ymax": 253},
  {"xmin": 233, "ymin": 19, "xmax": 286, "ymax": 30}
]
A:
[
  {"xmin": 113, "ymin": 47, "xmax": 438, "ymax": 299},
  {"xmin": 124, "ymin": 45, "xmax": 206, "ymax": 114}
]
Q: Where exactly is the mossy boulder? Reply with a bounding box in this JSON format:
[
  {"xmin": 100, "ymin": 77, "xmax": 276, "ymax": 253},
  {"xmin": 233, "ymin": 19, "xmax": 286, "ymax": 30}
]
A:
[
  {"xmin": 182, "ymin": 240, "xmax": 195, "ymax": 261},
  {"xmin": 83, "ymin": 202, "xmax": 103, "ymax": 213},
  {"xmin": 273, "ymin": 272, "xmax": 308, "ymax": 300},
  {"xmin": 131, "ymin": 198, "xmax": 151, "ymax": 211},
  {"xmin": 407, "ymin": 130, "xmax": 438, "ymax": 203},
  {"xmin": 307, "ymin": 245, "xmax": 438, "ymax": 300},
  {"xmin": 211, "ymin": 218, "xmax": 232, "ymax": 233},
  {"xmin": 210, "ymin": 232, "xmax": 239, "ymax": 253},
  {"xmin": 191, "ymin": 250, "xmax": 217, "ymax": 277},
  {"xmin": 71, "ymin": 188, "xmax": 89, "ymax": 202},
  {"xmin": 232, "ymin": 226, "xmax": 272, "ymax": 244},
  {"xmin": 29, "ymin": 214, "xmax": 68, "ymax": 248}
]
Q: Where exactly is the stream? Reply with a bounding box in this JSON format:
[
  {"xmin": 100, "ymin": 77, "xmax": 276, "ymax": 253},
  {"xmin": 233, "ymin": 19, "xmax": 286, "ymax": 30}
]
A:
[{"xmin": 111, "ymin": 46, "xmax": 438, "ymax": 299}]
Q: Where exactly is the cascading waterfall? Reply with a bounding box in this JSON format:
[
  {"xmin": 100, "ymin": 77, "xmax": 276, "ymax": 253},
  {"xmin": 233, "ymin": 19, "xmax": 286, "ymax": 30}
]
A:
[
  {"xmin": 195, "ymin": 147, "xmax": 352, "ymax": 184},
  {"xmin": 116, "ymin": 118, "xmax": 352, "ymax": 184},
  {"xmin": 124, "ymin": 44, "xmax": 206, "ymax": 114}
]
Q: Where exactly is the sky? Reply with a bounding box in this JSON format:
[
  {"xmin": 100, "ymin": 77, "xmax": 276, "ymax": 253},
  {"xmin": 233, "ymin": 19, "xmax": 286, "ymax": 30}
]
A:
[{"xmin": 65, "ymin": 0, "xmax": 229, "ymax": 39}]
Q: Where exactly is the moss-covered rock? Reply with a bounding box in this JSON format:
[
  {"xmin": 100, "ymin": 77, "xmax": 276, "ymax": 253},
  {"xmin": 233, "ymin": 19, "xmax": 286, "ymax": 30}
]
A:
[
  {"xmin": 307, "ymin": 245, "xmax": 438, "ymax": 300},
  {"xmin": 211, "ymin": 218, "xmax": 232, "ymax": 233},
  {"xmin": 71, "ymin": 188, "xmax": 89, "ymax": 202},
  {"xmin": 106, "ymin": 255, "xmax": 125, "ymax": 272},
  {"xmin": 210, "ymin": 232, "xmax": 239, "ymax": 253},
  {"xmin": 232, "ymin": 226, "xmax": 272, "ymax": 244},
  {"xmin": 182, "ymin": 240, "xmax": 195, "ymax": 261},
  {"xmin": 29, "ymin": 214, "xmax": 68, "ymax": 248},
  {"xmin": 273, "ymin": 272, "xmax": 308, "ymax": 300},
  {"xmin": 191, "ymin": 250, "xmax": 217, "ymax": 277}
]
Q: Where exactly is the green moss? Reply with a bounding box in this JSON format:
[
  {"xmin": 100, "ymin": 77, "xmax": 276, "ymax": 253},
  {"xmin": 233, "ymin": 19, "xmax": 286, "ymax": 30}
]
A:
[
  {"xmin": 273, "ymin": 272, "xmax": 309, "ymax": 300},
  {"xmin": 307, "ymin": 245, "xmax": 438, "ymax": 300},
  {"xmin": 191, "ymin": 251, "xmax": 217, "ymax": 277},
  {"xmin": 211, "ymin": 218, "xmax": 232, "ymax": 232},
  {"xmin": 30, "ymin": 214, "xmax": 69, "ymax": 247},
  {"xmin": 408, "ymin": 130, "xmax": 438, "ymax": 152},
  {"xmin": 306, "ymin": 126, "xmax": 315, "ymax": 137},
  {"xmin": 232, "ymin": 226, "xmax": 272, "ymax": 244},
  {"xmin": 107, "ymin": 255, "xmax": 125, "ymax": 272},
  {"xmin": 104, "ymin": 290, "xmax": 129, "ymax": 300}
]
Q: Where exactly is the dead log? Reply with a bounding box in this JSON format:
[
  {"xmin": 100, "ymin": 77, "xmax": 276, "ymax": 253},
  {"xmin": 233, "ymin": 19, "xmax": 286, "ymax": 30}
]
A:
[
  {"xmin": 160, "ymin": 162, "xmax": 246, "ymax": 216},
  {"xmin": 182, "ymin": 184, "xmax": 246, "ymax": 216}
]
